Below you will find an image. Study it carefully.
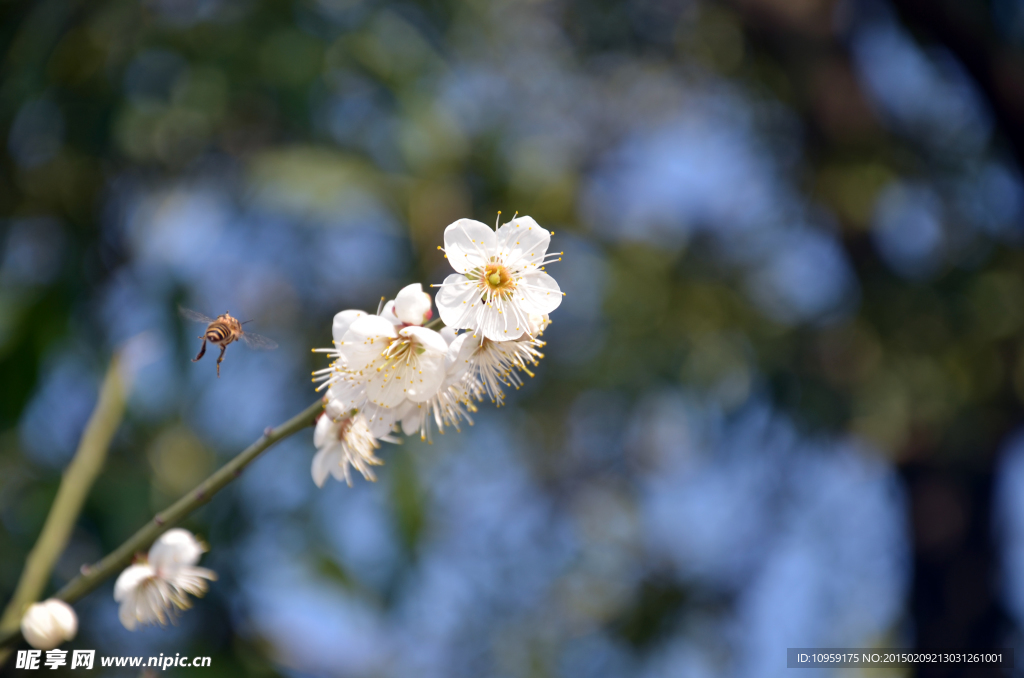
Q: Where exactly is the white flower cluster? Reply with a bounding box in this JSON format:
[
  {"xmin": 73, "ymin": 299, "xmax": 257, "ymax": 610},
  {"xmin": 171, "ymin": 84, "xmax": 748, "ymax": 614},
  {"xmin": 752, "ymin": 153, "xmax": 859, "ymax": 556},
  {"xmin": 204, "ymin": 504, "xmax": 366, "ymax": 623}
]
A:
[{"xmin": 311, "ymin": 215, "xmax": 563, "ymax": 486}]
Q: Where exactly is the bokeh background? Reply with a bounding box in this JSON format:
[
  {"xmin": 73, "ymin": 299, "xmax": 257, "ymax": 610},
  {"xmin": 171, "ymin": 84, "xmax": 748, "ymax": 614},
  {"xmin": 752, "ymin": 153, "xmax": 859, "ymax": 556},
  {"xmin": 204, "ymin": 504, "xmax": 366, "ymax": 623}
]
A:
[{"xmin": 2, "ymin": 0, "xmax": 1024, "ymax": 675}]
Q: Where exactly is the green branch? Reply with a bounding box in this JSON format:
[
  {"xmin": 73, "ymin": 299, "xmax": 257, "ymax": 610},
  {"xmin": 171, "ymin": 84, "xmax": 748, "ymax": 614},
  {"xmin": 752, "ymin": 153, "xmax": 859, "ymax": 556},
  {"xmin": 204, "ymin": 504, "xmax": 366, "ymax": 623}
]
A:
[
  {"xmin": 0, "ymin": 398, "xmax": 323, "ymax": 654},
  {"xmin": 0, "ymin": 355, "xmax": 128, "ymax": 658}
]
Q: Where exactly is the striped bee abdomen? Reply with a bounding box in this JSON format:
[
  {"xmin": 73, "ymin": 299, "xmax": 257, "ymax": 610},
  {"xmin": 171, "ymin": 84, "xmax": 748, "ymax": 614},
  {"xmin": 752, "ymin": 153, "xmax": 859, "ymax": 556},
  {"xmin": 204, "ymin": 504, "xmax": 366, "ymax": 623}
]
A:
[{"xmin": 205, "ymin": 322, "xmax": 232, "ymax": 343}]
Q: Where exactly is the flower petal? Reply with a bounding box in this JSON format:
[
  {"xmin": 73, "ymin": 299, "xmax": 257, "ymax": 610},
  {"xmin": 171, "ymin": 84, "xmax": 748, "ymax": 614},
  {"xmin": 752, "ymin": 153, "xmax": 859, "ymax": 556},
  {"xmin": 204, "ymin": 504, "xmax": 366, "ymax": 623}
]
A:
[
  {"xmin": 44, "ymin": 600, "xmax": 77, "ymax": 642},
  {"xmin": 478, "ymin": 295, "xmax": 525, "ymax": 341},
  {"xmin": 21, "ymin": 603, "xmax": 57, "ymax": 650},
  {"xmin": 436, "ymin": 273, "xmax": 483, "ymax": 329},
  {"xmin": 114, "ymin": 565, "xmax": 155, "ymax": 602},
  {"xmin": 169, "ymin": 567, "xmax": 216, "ymax": 599},
  {"xmin": 400, "ymin": 326, "xmax": 449, "ymax": 402},
  {"xmin": 400, "ymin": 402, "xmax": 426, "ymax": 436},
  {"xmin": 361, "ymin": 402, "xmax": 400, "ymax": 437},
  {"xmin": 327, "ymin": 380, "xmax": 365, "ymax": 414},
  {"xmin": 401, "ymin": 325, "xmax": 449, "ymax": 354},
  {"xmin": 339, "ymin": 315, "xmax": 399, "ymax": 371},
  {"xmin": 118, "ymin": 599, "xmax": 138, "ymax": 631},
  {"xmin": 332, "ymin": 310, "xmax": 367, "ymax": 345},
  {"xmin": 497, "ymin": 216, "xmax": 550, "ymax": 271},
  {"xmin": 148, "ymin": 528, "xmax": 204, "ymax": 571},
  {"xmin": 367, "ymin": 367, "xmax": 412, "ymax": 408},
  {"xmin": 329, "ymin": 461, "xmax": 352, "ymax": 484},
  {"xmin": 21, "ymin": 600, "xmax": 77, "ymax": 650},
  {"xmin": 440, "ymin": 326, "xmax": 459, "ymax": 345},
  {"xmin": 516, "ymin": 270, "xmax": 563, "ymax": 315},
  {"xmin": 366, "ymin": 327, "xmax": 447, "ymax": 406},
  {"xmin": 444, "ymin": 219, "xmax": 495, "ymax": 273},
  {"xmin": 313, "ymin": 414, "xmax": 335, "ymax": 448},
  {"xmin": 311, "ymin": 443, "xmax": 336, "ymax": 488},
  {"xmin": 445, "ymin": 333, "xmax": 471, "ymax": 377}
]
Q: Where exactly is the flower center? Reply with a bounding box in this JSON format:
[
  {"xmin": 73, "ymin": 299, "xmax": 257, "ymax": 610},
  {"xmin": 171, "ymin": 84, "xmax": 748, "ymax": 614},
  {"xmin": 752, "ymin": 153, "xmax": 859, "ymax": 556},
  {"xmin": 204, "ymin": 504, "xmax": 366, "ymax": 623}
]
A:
[
  {"xmin": 482, "ymin": 263, "xmax": 512, "ymax": 291},
  {"xmin": 374, "ymin": 336, "xmax": 426, "ymax": 376},
  {"xmin": 382, "ymin": 337, "xmax": 412, "ymax": 361}
]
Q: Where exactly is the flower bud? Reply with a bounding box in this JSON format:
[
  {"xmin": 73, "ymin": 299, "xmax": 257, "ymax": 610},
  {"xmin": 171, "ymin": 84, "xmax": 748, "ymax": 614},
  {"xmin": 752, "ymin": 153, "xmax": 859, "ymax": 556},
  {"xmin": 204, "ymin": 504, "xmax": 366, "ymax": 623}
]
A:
[
  {"xmin": 394, "ymin": 283, "xmax": 433, "ymax": 325},
  {"xmin": 21, "ymin": 599, "xmax": 77, "ymax": 650}
]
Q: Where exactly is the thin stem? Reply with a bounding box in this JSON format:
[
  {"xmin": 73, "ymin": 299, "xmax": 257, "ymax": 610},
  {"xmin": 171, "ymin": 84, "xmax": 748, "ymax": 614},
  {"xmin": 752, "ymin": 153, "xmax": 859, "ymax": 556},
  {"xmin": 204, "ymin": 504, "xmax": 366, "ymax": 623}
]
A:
[
  {"xmin": 0, "ymin": 355, "xmax": 128, "ymax": 661},
  {"xmin": 0, "ymin": 398, "xmax": 324, "ymax": 655}
]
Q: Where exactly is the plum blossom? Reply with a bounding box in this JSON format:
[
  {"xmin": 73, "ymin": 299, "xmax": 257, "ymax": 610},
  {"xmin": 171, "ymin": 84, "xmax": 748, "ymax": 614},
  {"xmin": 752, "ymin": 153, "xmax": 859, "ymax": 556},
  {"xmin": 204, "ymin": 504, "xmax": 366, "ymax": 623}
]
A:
[
  {"xmin": 448, "ymin": 331, "xmax": 545, "ymax": 404},
  {"xmin": 21, "ymin": 599, "xmax": 77, "ymax": 650},
  {"xmin": 113, "ymin": 528, "xmax": 216, "ymax": 630},
  {"xmin": 322, "ymin": 315, "xmax": 449, "ymax": 409},
  {"xmin": 312, "ymin": 292, "xmax": 451, "ymax": 445},
  {"xmin": 312, "ymin": 409, "xmax": 395, "ymax": 486},
  {"xmin": 393, "ymin": 328, "xmax": 479, "ymax": 441},
  {"xmin": 434, "ymin": 216, "xmax": 563, "ymax": 341}
]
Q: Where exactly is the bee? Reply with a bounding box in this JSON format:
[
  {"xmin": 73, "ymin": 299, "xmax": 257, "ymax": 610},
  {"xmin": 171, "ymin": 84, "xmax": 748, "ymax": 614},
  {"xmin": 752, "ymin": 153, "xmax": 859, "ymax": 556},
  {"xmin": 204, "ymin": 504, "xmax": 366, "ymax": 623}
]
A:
[{"xmin": 179, "ymin": 307, "xmax": 278, "ymax": 377}]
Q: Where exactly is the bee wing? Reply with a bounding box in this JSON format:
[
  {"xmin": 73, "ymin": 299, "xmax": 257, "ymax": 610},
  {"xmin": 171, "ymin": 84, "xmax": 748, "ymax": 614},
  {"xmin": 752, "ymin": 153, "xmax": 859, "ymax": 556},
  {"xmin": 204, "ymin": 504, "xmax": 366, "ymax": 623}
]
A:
[
  {"xmin": 179, "ymin": 306, "xmax": 216, "ymax": 324},
  {"xmin": 240, "ymin": 331, "xmax": 279, "ymax": 351}
]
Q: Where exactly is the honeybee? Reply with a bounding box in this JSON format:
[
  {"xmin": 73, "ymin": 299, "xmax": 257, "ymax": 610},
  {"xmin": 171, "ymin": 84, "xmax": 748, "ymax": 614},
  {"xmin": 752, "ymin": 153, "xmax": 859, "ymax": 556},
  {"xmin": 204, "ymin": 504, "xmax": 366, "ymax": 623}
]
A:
[{"xmin": 179, "ymin": 307, "xmax": 278, "ymax": 377}]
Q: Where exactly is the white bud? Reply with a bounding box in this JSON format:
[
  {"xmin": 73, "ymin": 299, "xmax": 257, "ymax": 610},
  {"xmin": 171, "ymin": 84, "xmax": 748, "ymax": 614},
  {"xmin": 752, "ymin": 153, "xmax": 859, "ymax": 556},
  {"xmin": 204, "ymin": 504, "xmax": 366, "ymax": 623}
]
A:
[
  {"xmin": 21, "ymin": 599, "xmax": 77, "ymax": 650},
  {"xmin": 394, "ymin": 283, "xmax": 433, "ymax": 325}
]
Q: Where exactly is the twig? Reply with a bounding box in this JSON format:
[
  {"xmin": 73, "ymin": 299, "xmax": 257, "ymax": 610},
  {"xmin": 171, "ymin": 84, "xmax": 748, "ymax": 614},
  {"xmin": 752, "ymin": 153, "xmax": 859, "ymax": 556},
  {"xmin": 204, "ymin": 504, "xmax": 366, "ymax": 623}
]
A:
[
  {"xmin": 0, "ymin": 355, "xmax": 128, "ymax": 661},
  {"xmin": 0, "ymin": 398, "xmax": 324, "ymax": 655}
]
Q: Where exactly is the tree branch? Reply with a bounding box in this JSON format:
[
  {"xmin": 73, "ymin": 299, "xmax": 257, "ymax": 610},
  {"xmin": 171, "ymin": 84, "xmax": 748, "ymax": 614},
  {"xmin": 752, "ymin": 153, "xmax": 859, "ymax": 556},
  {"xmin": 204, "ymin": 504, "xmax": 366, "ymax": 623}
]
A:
[
  {"xmin": 0, "ymin": 354, "xmax": 128, "ymax": 659},
  {"xmin": 0, "ymin": 397, "xmax": 324, "ymax": 655}
]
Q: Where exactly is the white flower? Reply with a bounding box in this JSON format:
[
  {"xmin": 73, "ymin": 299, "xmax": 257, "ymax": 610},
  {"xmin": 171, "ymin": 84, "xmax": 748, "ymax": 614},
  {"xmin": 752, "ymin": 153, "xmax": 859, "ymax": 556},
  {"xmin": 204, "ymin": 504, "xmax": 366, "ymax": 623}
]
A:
[
  {"xmin": 394, "ymin": 329, "xmax": 478, "ymax": 441},
  {"xmin": 323, "ymin": 314, "xmax": 449, "ymax": 409},
  {"xmin": 313, "ymin": 286, "xmax": 448, "ymax": 423},
  {"xmin": 320, "ymin": 309, "xmax": 389, "ymax": 432},
  {"xmin": 394, "ymin": 283, "xmax": 433, "ymax": 325},
  {"xmin": 113, "ymin": 528, "xmax": 216, "ymax": 630},
  {"xmin": 448, "ymin": 331, "xmax": 545, "ymax": 404},
  {"xmin": 20, "ymin": 599, "xmax": 77, "ymax": 650},
  {"xmin": 435, "ymin": 216, "xmax": 563, "ymax": 341},
  {"xmin": 312, "ymin": 410, "xmax": 395, "ymax": 486}
]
